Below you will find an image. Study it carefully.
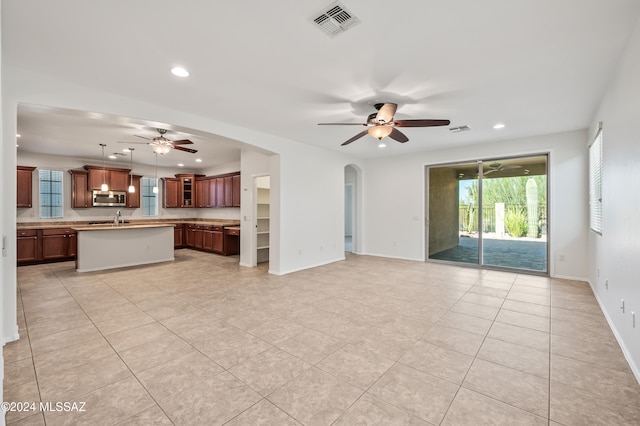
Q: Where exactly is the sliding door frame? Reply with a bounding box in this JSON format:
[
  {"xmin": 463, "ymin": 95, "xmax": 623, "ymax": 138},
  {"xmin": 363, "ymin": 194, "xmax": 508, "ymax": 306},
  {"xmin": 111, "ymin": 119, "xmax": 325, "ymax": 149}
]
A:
[{"xmin": 425, "ymin": 153, "xmax": 549, "ymax": 276}]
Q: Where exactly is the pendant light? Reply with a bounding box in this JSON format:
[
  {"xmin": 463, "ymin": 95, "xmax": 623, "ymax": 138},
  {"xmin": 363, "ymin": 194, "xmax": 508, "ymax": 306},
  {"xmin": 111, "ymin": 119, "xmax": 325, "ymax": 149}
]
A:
[
  {"xmin": 99, "ymin": 143, "xmax": 108, "ymax": 191},
  {"xmin": 153, "ymin": 152, "xmax": 159, "ymax": 194},
  {"xmin": 128, "ymin": 148, "xmax": 135, "ymax": 193}
]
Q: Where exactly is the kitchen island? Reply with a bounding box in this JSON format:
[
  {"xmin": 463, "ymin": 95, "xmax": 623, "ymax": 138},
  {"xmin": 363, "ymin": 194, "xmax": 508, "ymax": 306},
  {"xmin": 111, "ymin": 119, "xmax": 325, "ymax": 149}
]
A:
[{"xmin": 72, "ymin": 223, "xmax": 175, "ymax": 272}]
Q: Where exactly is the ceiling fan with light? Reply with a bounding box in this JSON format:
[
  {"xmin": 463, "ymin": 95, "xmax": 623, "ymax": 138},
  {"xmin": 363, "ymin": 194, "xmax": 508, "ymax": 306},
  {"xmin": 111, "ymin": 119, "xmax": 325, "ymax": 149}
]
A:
[
  {"xmin": 318, "ymin": 103, "xmax": 450, "ymax": 146},
  {"xmin": 118, "ymin": 128, "xmax": 197, "ymax": 155},
  {"xmin": 483, "ymin": 162, "xmax": 522, "ymax": 175}
]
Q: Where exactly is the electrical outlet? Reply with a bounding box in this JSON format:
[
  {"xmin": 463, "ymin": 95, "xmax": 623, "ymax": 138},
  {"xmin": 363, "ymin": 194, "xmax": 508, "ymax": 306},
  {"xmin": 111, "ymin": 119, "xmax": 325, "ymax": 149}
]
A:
[
  {"xmin": 632, "ymin": 312, "xmax": 636, "ymax": 328},
  {"xmin": 605, "ymin": 280, "xmax": 609, "ymax": 290},
  {"xmin": 559, "ymin": 254, "xmax": 566, "ymax": 261}
]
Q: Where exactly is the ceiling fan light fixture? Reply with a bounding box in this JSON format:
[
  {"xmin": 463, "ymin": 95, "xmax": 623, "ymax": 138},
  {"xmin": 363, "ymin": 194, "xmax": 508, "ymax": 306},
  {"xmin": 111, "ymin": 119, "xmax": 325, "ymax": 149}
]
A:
[
  {"xmin": 493, "ymin": 123, "xmax": 506, "ymax": 129},
  {"xmin": 368, "ymin": 126, "xmax": 393, "ymax": 140},
  {"xmin": 152, "ymin": 143, "xmax": 172, "ymax": 155}
]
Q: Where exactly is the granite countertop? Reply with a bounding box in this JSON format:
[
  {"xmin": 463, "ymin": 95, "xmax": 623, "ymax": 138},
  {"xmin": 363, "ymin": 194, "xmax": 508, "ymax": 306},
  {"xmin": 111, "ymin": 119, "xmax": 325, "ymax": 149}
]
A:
[
  {"xmin": 18, "ymin": 218, "xmax": 240, "ymax": 230},
  {"xmin": 72, "ymin": 223, "xmax": 176, "ymax": 231}
]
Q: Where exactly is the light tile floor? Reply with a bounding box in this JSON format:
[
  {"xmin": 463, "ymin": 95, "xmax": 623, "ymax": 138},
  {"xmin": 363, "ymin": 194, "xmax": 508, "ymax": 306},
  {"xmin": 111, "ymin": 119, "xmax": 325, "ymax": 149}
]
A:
[{"xmin": 4, "ymin": 250, "xmax": 640, "ymax": 425}]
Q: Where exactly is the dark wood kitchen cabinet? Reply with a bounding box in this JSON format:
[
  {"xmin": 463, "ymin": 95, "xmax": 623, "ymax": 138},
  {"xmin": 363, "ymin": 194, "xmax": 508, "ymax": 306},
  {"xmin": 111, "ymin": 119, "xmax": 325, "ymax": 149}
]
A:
[
  {"xmin": 69, "ymin": 170, "xmax": 92, "ymax": 208},
  {"xmin": 164, "ymin": 172, "xmax": 239, "ymax": 208},
  {"xmin": 85, "ymin": 165, "xmax": 131, "ymax": 191},
  {"xmin": 17, "ymin": 166, "xmax": 36, "ymax": 208},
  {"xmin": 162, "ymin": 178, "xmax": 180, "ymax": 208},
  {"xmin": 195, "ymin": 177, "xmax": 217, "ymax": 208},
  {"xmin": 224, "ymin": 227, "xmax": 240, "ymax": 256},
  {"xmin": 174, "ymin": 224, "xmax": 184, "ymax": 248},
  {"xmin": 232, "ymin": 174, "xmax": 241, "ymax": 207},
  {"xmin": 212, "ymin": 226, "xmax": 224, "ymax": 254},
  {"xmin": 126, "ymin": 175, "xmax": 142, "ymax": 208},
  {"xmin": 17, "ymin": 229, "xmax": 39, "ymax": 264},
  {"xmin": 41, "ymin": 228, "xmax": 76, "ymax": 261},
  {"xmin": 215, "ymin": 172, "xmax": 241, "ymax": 207}
]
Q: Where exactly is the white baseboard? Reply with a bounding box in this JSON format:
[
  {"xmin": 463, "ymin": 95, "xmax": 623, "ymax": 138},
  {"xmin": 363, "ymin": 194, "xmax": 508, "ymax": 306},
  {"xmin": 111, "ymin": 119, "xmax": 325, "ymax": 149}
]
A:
[
  {"xmin": 269, "ymin": 256, "xmax": 346, "ymax": 276},
  {"xmin": 360, "ymin": 252, "xmax": 423, "ymax": 262},
  {"xmin": 587, "ymin": 279, "xmax": 640, "ymax": 384},
  {"xmin": 551, "ymin": 273, "xmax": 589, "ymax": 281}
]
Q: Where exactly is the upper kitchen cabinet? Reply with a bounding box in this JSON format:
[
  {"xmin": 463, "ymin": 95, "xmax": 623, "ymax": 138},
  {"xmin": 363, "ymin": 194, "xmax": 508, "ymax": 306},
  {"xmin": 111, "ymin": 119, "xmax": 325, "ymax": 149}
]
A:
[
  {"xmin": 176, "ymin": 174, "xmax": 204, "ymax": 208},
  {"xmin": 163, "ymin": 172, "xmax": 240, "ymax": 208},
  {"xmin": 162, "ymin": 177, "xmax": 180, "ymax": 208},
  {"xmin": 69, "ymin": 170, "xmax": 91, "ymax": 208},
  {"xmin": 215, "ymin": 172, "xmax": 241, "ymax": 208},
  {"xmin": 17, "ymin": 166, "xmax": 36, "ymax": 208},
  {"xmin": 126, "ymin": 175, "xmax": 142, "ymax": 208},
  {"xmin": 84, "ymin": 165, "xmax": 131, "ymax": 191}
]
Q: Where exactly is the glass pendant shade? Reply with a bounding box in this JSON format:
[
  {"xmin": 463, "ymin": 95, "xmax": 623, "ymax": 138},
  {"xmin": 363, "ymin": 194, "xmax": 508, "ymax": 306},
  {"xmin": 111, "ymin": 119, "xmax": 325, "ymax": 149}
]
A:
[
  {"xmin": 100, "ymin": 143, "xmax": 109, "ymax": 191},
  {"xmin": 128, "ymin": 148, "xmax": 135, "ymax": 192},
  {"xmin": 368, "ymin": 126, "xmax": 393, "ymax": 140}
]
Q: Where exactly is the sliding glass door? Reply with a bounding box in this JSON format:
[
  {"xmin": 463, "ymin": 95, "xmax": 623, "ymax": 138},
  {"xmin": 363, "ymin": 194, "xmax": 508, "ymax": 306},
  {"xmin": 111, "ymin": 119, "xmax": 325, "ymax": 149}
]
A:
[
  {"xmin": 427, "ymin": 155, "xmax": 548, "ymax": 274},
  {"xmin": 428, "ymin": 161, "xmax": 480, "ymax": 265}
]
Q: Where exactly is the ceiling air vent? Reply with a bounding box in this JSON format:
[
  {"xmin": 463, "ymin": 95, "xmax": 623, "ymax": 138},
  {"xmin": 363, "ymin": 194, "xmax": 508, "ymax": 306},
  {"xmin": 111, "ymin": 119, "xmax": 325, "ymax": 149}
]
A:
[
  {"xmin": 449, "ymin": 125, "xmax": 471, "ymax": 133},
  {"xmin": 311, "ymin": 2, "xmax": 360, "ymax": 38}
]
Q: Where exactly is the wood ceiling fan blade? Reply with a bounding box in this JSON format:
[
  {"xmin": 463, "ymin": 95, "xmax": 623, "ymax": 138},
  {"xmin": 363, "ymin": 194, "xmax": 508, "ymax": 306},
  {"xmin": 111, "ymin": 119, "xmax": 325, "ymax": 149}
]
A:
[
  {"xmin": 388, "ymin": 128, "xmax": 409, "ymax": 143},
  {"xmin": 171, "ymin": 139, "xmax": 193, "ymax": 145},
  {"xmin": 341, "ymin": 130, "xmax": 369, "ymax": 146},
  {"xmin": 318, "ymin": 123, "xmax": 367, "ymax": 126},
  {"xmin": 375, "ymin": 103, "xmax": 397, "ymax": 123},
  {"xmin": 393, "ymin": 119, "xmax": 450, "ymax": 127},
  {"xmin": 174, "ymin": 146, "xmax": 198, "ymax": 154}
]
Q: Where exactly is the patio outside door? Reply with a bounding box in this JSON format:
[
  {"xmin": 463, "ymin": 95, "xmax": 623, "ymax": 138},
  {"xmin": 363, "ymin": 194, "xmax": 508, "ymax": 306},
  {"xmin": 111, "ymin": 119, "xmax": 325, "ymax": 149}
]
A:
[{"xmin": 427, "ymin": 155, "xmax": 548, "ymax": 274}]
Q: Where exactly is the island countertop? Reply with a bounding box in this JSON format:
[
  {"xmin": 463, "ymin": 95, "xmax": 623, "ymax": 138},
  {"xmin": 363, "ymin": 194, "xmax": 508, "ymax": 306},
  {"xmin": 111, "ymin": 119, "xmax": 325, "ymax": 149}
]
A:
[{"xmin": 71, "ymin": 223, "xmax": 175, "ymax": 232}]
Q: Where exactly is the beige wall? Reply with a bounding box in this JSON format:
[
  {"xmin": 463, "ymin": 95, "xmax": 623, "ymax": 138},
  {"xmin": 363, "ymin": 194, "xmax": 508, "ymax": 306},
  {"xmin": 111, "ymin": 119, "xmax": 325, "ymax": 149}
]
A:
[{"xmin": 428, "ymin": 167, "xmax": 460, "ymax": 256}]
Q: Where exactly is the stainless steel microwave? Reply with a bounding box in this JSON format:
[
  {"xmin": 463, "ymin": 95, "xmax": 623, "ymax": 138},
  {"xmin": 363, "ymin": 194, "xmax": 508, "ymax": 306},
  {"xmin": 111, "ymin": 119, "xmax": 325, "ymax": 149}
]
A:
[{"xmin": 92, "ymin": 191, "xmax": 126, "ymax": 207}]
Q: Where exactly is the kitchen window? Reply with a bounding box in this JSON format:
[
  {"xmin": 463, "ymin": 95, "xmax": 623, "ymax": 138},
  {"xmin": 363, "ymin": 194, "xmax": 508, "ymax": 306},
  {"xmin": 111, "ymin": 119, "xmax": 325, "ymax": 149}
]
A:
[
  {"xmin": 141, "ymin": 177, "xmax": 158, "ymax": 217},
  {"xmin": 39, "ymin": 169, "xmax": 63, "ymax": 218}
]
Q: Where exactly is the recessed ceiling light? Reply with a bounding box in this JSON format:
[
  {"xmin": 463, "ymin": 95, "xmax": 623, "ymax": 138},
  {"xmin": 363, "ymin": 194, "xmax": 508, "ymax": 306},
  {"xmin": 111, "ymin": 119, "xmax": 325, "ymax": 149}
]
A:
[
  {"xmin": 16, "ymin": 134, "xmax": 21, "ymax": 138},
  {"xmin": 177, "ymin": 163, "xmax": 184, "ymax": 167},
  {"xmin": 378, "ymin": 142, "xmax": 386, "ymax": 148},
  {"xmin": 108, "ymin": 155, "xmax": 117, "ymax": 159},
  {"xmin": 195, "ymin": 158, "xmax": 202, "ymax": 163},
  {"xmin": 121, "ymin": 148, "xmax": 130, "ymax": 152},
  {"xmin": 171, "ymin": 67, "xmax": 189, "ymax": 77},
  {"xmin": 493, "ymin": 123, "xmax": 505, "ymax": 129}
]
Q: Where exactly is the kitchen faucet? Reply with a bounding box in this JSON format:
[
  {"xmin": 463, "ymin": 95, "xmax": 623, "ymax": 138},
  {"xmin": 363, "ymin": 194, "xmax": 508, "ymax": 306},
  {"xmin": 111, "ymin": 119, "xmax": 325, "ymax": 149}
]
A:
[{"xmin": 113, "ymin": 210, "xmax": 122, "ymax": 226}]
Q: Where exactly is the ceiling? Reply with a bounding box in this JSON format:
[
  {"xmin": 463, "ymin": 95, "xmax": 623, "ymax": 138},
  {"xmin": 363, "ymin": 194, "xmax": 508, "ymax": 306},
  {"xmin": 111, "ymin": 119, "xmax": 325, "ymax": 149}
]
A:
[{"xmin": 4, "ymin": 1, "xmax": 640, "ymax": 167}]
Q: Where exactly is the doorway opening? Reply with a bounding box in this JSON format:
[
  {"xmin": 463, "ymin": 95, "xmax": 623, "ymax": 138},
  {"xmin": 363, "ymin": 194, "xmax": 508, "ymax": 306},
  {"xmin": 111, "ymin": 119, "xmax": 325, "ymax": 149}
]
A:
[
  {"xmin": 344, "ymin": 165, "xmax": 358, "ymax": 254},
  {"xmin": 427, "ymin": 154, "xmax": 548, "ymax": 273},
  {"xmin": 255, "ymin": 176, "xmax": 270, "ymax": 264}
]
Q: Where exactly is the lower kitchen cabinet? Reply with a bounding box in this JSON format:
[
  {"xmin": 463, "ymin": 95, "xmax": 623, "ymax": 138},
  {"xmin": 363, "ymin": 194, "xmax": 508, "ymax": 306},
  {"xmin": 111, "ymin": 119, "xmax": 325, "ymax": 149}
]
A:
[
  {"xmin": 17, "ymin": 229, "xmax": 39, "ymax": 264},
  {"xmin": 42, "ymin": 229, "xmax": 77, "ymax": 261},
  {"xmin": 174, "ymin": 224, "xmax": 184, "ymax": 248},
  {"xmin": 223, "ymin": 227, "xmax": 240, "ymax": 255},
  {"xmin": 182, "ymin": 223, "xmax": 237, "ymax": 255}
]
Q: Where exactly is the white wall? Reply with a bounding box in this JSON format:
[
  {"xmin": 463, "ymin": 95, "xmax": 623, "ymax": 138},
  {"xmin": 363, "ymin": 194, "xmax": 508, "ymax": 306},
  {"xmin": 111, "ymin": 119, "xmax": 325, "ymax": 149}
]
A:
[
  {"xmin": 588, "ymin": 17, "xmax": 640, "ymax": 380},
  {"xmin": 1, "ymin": 3, "xmax": 6, "ymax": 419},
  {"xmin": 363, "ymin": 129, "xmax": 589, "ymax": 281}
]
